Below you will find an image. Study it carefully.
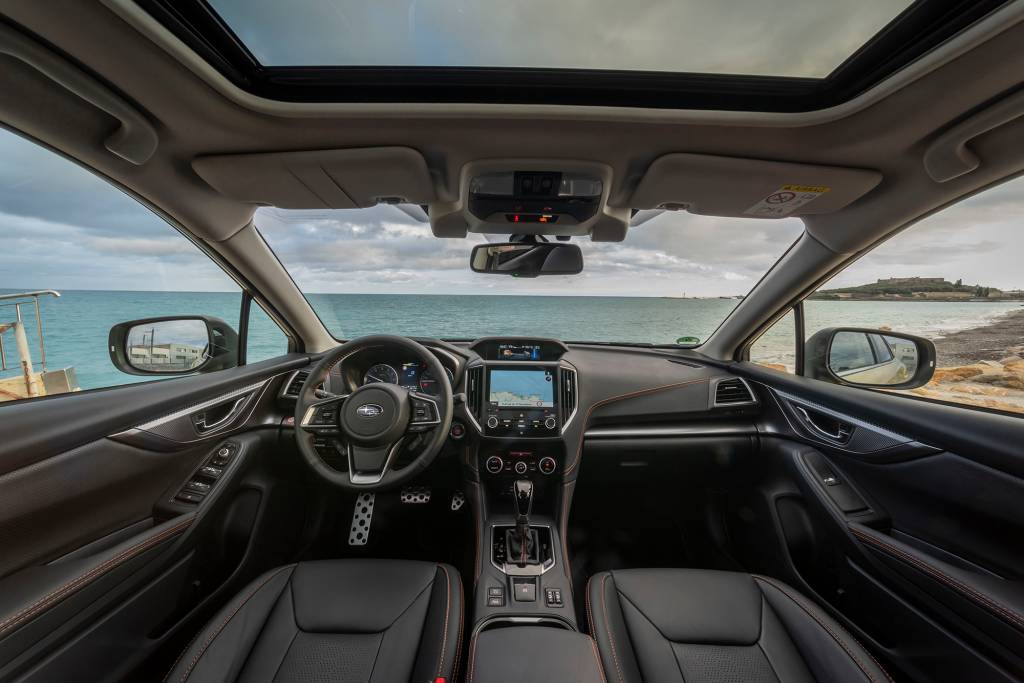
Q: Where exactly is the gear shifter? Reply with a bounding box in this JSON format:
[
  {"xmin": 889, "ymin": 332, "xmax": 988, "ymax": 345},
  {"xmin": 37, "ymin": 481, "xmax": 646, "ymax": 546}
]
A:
[{"xmin": 509, "ymin": 480, "xmax": 536, "ymax": 567}]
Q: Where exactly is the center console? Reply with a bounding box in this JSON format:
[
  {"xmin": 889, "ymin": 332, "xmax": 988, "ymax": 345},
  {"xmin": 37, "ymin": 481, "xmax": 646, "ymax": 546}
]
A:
[{"xmin": 463, "ymin": 337, "xmax": 583, "ymax": 662}]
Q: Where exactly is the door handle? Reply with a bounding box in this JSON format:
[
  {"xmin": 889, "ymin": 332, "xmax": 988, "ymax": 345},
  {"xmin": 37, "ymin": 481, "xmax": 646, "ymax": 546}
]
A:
[
  {"xmin": 191, "ymin": 396, "xmax": 248, "ymax": 435},
  {"xmin": 793, "ymin": 405, "xmax": 853, "ymax": 443}
]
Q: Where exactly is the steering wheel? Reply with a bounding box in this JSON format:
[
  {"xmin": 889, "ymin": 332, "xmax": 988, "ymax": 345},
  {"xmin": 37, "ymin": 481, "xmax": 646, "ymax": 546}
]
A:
[{"xmin": 294, "ymin": 335, "xmax": 454, "ymax": 490}]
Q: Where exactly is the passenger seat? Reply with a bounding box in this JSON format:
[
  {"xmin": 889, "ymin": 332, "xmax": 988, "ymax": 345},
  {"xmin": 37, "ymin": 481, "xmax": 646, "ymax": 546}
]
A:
[{"xmin": 587, "ymin": 569, "xmax": 891, "ymax": 683}]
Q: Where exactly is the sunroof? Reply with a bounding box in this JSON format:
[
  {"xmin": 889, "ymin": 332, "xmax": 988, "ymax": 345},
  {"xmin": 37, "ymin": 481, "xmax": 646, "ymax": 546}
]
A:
[
  {"xmin": 206, "ymin": 0, "xmax": 913, "ymax": 78},
  {"xmin": 134, "ymin": 0, "xmax": 1011, "ymax": 110}
]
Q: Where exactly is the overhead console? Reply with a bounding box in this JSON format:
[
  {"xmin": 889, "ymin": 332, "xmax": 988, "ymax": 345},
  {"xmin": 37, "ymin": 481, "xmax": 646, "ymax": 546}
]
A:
[{"xmin": 431, "ymin": 160, "xmax": 630, "ymax": 242}]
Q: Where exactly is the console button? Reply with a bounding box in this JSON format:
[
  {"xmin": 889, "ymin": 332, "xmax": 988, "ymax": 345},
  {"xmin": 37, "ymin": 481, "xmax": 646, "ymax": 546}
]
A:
[
  {"xmin": 487, "ymin": 586, "xmax": 504, "ymax": 597},
  {"xmin": 485, "ymin": 456, "xmax": 504, "ymax": 474},
  {"xmin": 514, "ymin": 461, "xmax": 528, "ymax": 475},
  {"xmin": 544, "ymin": 416, "xmax": 557, "ymax": 430},
  {"xmin": 487, "ymin": 596, "xmax": 505, "ymax": 607},
  {"xmin": 486, "ymin": 416, "xmax": 499, "ymax": 429},
  {"xmin": 544, "ymin": 587, "xmax": 564, "ymax": 607},
  {"xmin": 512, "ymin": 578, "xmax": 537, "ymax": 602},
  {"xmin": 449, "ymin": 421, "xmax": 466, "ymax": 440},
  {"xmin": 538, "ymin": 457, "xmax": 557, "ymax": 475}
]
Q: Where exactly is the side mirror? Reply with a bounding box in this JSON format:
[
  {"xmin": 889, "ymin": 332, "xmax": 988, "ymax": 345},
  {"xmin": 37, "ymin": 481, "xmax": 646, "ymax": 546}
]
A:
[
  {"xmin": 804, "ymin": 327, "xmax": 935, "ymax": 389},
  {"xmin": 470, "ymin": 242, "xmax": 583, "ymax": 277},
  {"xmin": 108, "ymin": 316, "xmax": 238, "ymax": 376}
]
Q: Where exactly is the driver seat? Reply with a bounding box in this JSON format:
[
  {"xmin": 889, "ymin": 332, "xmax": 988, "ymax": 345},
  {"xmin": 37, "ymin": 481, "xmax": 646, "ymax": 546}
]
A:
[{"xmin": 165, "ymin": 559, "xmax": 462, "ymax": 682}]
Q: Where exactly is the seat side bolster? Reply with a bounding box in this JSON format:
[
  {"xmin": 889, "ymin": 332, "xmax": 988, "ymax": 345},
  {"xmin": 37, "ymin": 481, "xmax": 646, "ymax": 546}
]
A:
[
  {"xmin": 753, "ymin": 575, "xmax": 893, "ymax": 683},
  {"xmin": 411, "ymin": 563, "xmax": 463, "ymax": 682},
  {"xmin": 164, "ymin": 564, "xmax": 296, "ymax": 683},
  {"xmin": 586, "ymin": 571, "xmax": 643, "ymax": 683}
]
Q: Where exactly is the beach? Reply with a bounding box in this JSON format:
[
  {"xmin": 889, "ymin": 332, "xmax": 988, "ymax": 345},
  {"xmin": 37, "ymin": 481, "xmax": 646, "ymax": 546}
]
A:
[{"xmin": 908, "ymin": 307, "xmax": 1024, "ymax": 413}]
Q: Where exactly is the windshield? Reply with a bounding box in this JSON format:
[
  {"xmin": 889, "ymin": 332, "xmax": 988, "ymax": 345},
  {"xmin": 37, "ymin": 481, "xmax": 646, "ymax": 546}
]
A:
[{"xmin": 257, "ymin": 206, "xmax": 802, "ymax": 344}]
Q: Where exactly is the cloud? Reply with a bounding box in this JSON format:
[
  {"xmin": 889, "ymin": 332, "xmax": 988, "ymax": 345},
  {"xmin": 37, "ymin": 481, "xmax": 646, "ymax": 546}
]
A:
[{"xmin": 210, "ymin": 0, "xmax": 912, "ymax": 78}]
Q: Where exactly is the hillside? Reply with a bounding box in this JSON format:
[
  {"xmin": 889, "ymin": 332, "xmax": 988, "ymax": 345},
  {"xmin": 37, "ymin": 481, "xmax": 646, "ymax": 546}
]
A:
[{"xmin": 812, "ymin": 277, "xmax": 1007, "ymax": 300}]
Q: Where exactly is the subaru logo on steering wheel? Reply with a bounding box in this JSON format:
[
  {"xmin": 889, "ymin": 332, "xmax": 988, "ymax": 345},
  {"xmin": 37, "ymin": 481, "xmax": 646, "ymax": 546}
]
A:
[{"xmin": 356, "ymin": 403, "xmax": 384, "ymax": 418}]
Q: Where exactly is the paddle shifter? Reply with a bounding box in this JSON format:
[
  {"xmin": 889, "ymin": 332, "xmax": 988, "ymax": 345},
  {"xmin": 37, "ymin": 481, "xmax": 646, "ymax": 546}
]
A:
[{"xmin": 508, "ymin": 480, "xmax": 537, "ymax": 567}]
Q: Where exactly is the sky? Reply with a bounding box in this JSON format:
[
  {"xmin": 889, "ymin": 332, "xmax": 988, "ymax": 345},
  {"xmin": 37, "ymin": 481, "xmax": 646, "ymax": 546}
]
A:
[
  {"xmin": 208, "ymin": 0, "xmax": 912, "ymax": 78},
  {"xmin": 1, "ymin": 125, "xmax": 1022, "ymax": 299}
]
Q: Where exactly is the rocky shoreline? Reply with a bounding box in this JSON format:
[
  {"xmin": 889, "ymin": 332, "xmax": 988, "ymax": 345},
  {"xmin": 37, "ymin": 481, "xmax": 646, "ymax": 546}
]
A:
[{"xmin": 909, "ymin": 307, "xmax": 1024, "ymax": 413}]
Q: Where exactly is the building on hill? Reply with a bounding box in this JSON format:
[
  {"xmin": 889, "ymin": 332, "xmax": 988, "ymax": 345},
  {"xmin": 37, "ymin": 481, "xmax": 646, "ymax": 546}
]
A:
[{"xmin": 876, "ymin": 277, "xmax": 946, "ymax": 285}]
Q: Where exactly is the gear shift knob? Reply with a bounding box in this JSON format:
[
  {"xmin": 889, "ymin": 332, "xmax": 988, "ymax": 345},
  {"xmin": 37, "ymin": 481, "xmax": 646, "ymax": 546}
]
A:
[{"xmin": 514, "ymin": 479, "xmax": 534, "ymax": 522}]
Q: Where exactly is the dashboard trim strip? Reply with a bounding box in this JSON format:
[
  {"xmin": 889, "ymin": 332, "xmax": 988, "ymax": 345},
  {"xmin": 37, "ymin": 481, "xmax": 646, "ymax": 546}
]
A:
[{"xmin": 584, "ymin": 423, "xmax": 757, "ymax": 439}]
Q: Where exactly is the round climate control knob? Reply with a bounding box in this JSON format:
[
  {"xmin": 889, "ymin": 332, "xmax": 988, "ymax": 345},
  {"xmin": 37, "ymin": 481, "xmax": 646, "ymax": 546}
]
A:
[
  {"xmin": 486, "ymin": 416, "xmax": 499, "ymax": 429},
  {"xmin": 544, "ymin": 416, "xmax": 557, "ymax": 430},
  {"xmin": 485, "ymin": 456, "xmax": 504, "ymax": 474},
  {"xmin": 514, "ymin": 461, "xmax": 528, "ymax": 475},
  {"xmin": 539, "ymin": 457, "xmax": 557, "ymax": 475}
]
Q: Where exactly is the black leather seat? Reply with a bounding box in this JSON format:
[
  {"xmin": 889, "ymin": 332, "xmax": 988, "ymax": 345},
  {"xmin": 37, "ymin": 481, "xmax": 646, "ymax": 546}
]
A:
[
  {"xmin": 588, "ymin": 569, "xmax": 891, "ymax": 683},
  {"xmin": 166, "ymin": 559, "xmax": 462, "ymax": 683}
]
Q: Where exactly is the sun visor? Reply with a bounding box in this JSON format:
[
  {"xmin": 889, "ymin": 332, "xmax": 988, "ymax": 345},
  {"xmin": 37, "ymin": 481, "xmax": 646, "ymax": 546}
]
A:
[
  {"xmin": 192, "ymin": 147, "xmax": 435, "ymax": 209},
  {"xmin": 629, "ymin": 153, "xmax": 881, "ymax": 218}
]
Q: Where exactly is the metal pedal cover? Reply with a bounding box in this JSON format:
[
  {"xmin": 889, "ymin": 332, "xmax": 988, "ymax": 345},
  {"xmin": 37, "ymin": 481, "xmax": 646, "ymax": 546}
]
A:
[
  {"xmin": 348, "ymin": 493, "xmax": 375, "ymax": 546},
  {"xmin": 400, "ymin": 486, "xmax": 431, "ymax": 504},
  {"xmin": 451, "ymin": 490, "xmax": 466, "ymax": 511}
]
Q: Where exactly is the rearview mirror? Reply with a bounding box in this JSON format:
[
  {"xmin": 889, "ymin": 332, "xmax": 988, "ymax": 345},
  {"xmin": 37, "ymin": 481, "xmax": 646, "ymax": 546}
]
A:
[
  {"xmin": 470, "ymin": 242, "xmax": 583, "ymax": 277},
  {"xmin": 804, "ymin": 327, "xmax": 935, "ymax": 389},
  {"xmin": 108, "ymin": 316, "xmax": 238, "ymax": 376}
]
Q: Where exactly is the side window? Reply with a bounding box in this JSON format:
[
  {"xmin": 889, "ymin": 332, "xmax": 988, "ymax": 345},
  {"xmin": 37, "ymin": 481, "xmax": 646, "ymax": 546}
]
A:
[
  {"xmin": 246, "ymin": 299, "xmax": 290, "ymax": 363},
  {"xmin": 749, "ymin": 308, "xmax": 797, "ymax": 373},
  {"xmin": 804, "ymin": 176, "xmax": 1024, "ymax": 415},
  {"xmin": 0, "ymin": 128, "xmax": 243, "ymax": 403}
]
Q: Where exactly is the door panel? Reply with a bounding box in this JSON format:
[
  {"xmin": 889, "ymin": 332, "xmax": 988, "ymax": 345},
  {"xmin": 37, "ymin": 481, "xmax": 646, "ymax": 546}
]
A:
[
  {"xmin": 734, "ymin": 363, "xmax": 1024, "ymax": 682},
  {"xmin": 0, "ymin": 356, "xmax": 307, "ymax": 680}
]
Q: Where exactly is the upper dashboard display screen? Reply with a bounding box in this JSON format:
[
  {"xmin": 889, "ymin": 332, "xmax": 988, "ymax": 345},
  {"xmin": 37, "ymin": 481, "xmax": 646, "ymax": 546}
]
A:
[
  {"xmin": 489, "ymin": 369, "xmax": 554, "ymax": 408},
  {"xmin": 497, "ymin": 343, "xmax": 542, "ymax": 361}
]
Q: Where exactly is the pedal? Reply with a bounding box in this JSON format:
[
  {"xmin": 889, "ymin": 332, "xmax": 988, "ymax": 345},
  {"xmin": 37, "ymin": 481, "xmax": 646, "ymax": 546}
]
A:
[
  {"xmin": 348, "ymin": 493, "xmax": 375, "ymax": 546},
  {"xmin": 400, "ymin": 486, "xmax": 431, "ymax": 504},
  {"xmin": 451, "ymin": 490, "xmax": 466, "ymax": 511}
]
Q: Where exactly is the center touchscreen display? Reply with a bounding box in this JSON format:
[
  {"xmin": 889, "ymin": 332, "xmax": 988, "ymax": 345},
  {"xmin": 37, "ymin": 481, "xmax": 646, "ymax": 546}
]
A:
[{"xmin": 488, "ymin": 369, "xmax": 554, "ymax": 408}]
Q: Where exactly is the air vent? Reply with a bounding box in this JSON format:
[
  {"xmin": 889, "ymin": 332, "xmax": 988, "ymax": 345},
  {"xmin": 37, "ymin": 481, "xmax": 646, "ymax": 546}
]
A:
[
  {"xmin": 466, "ymin": 366, "xmax": 485, "ymax": 423},
  {"xmin": 714, "ymin": 378, "xmax": 755, "ymax": 406},
  {"xmin": 283, "ymin": 370, "xmax": 311, "ymax": 399},
  {"xmin": 559, "ymin": 366, "xmax": 578, "ymax": 428}
]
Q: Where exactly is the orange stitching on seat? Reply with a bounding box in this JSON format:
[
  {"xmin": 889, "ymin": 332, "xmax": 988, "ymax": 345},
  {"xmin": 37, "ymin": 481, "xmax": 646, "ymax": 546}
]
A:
[
  {"xmin": 451, "ymin": 573, "xmax": 465, "ymax": 683},
  {"xmin": 178, "ymin": 565, "xmax": 293, "ymax": 682},
  {"xmin": 436, "ymin": 565, "xmax": 452, "ymax": 678},
  {"xmin": 599, "ymin": 574, "xmax": 625, "ymax": 683},
  {"xmin": 851, "ymin": 527, "xmax": 1024, "ymax": 630},
  {"xmin": 563, "ymin": 379, "xmax": 709, "ymax": 474},
  {"xmin": 586, "ymin": 575, "xmax": 596, "ymax": 636},
  {"xmin": 755, "ymin": 575, "xmax": 893, "ymax": 683},
  {"xmin": 0, "ymin": 516, "xmax": 193, "ymax": 638},
  {"xmin": 467, "ymin": 631, "xmax": 479, "ymax": 683},
  {"xmin": 589, "ymin": 635, "xmax": 608, "ymax": 683}
]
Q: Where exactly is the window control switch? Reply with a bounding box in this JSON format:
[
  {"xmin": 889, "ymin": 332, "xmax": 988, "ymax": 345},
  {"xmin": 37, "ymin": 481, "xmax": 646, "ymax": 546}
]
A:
[
  {"xmin": 199, "ymin": 465, "xmax": 223, "ymax": 479},
  {"xmin": 185, "ymin": 480, "xmax": 211, "ymax": 494},
  {"xmin": 175, "ymin": 490, "xmax": 204, "ymax": 504}
]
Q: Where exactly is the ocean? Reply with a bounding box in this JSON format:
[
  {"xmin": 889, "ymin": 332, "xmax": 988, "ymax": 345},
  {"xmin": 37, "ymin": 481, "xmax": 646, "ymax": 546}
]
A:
[{"xmin": 2, "ymin": 290, "xmax": 1021, "ymax": 392}]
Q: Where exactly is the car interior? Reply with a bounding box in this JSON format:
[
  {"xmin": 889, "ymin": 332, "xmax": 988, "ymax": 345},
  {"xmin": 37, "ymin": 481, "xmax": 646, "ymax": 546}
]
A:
[{"xmin": 1, "ymin": 1, "xmax": 1024, "ymax": 681}]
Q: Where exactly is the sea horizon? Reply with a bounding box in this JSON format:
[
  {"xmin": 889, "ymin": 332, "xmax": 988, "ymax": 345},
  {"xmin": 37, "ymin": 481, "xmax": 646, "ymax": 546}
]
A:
[{"xmin": 1, "ymin": 289, "xmax": 1021, "ymax": 393}]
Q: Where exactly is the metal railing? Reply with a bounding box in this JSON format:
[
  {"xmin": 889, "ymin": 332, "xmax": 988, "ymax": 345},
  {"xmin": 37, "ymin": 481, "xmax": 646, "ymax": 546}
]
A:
[{"xmin": 0, "ymin": 290, "xmax": 60, "ymax": 379}]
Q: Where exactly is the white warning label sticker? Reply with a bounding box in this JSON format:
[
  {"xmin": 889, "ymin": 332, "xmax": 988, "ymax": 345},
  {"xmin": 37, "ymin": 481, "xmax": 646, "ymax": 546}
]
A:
[{"xmin": 744, "ymin": 185, "xmax": 830, "ymax": 217}]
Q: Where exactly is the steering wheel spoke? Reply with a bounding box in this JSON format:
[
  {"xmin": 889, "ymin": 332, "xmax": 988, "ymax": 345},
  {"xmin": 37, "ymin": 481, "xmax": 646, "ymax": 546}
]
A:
[
  {"xmin": 407, "ymin": 391, "xmax": 441, "ymax": 433},
  {"xmin": 298, "ymin": 393, "xmax": 350, "ymax": 435},
  {"xmin": 347, "ymin": 439, "xmax": 405, "ymax": 486}
]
